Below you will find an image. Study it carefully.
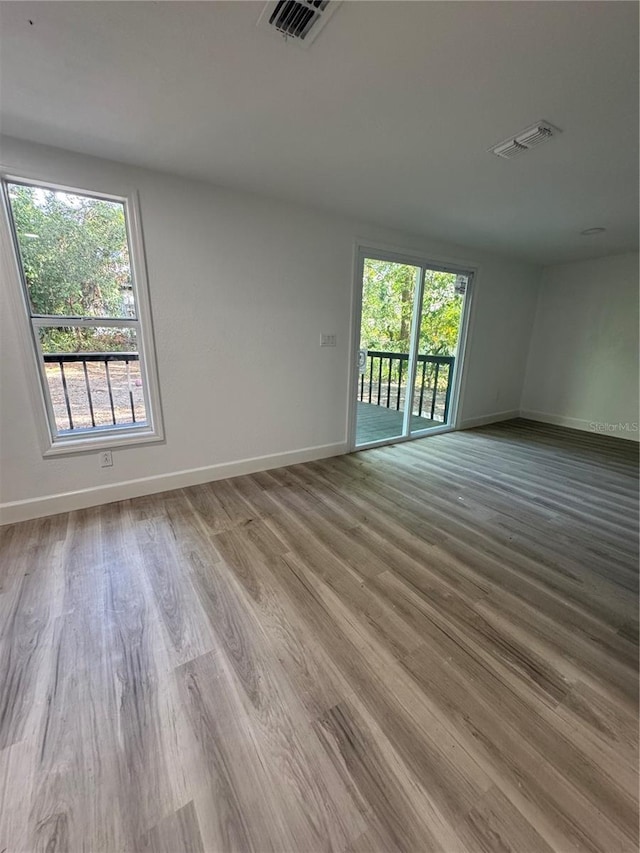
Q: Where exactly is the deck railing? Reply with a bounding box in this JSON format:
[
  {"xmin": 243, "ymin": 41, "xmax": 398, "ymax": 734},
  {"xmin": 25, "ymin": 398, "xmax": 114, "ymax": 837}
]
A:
[
  {"xmin": 44, "ymin": 348, "xmax": 453, "ymax": 435},
  {"xmin": 43, "ymin": 351, "xmax": 146, "ymax": 432},
  {"xmin": 358, "ymin": 350, "xmax": 454, "ymax": 422}
]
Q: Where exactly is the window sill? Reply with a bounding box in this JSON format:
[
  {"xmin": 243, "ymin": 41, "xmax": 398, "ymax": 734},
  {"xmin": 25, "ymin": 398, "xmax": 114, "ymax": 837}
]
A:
[{"xmin": 43, "ymin": 425, "xmax": 164, "ymax": 457}]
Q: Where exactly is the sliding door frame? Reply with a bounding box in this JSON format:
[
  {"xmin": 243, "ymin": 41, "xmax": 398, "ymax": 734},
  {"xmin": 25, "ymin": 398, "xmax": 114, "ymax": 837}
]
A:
[{"xmin": 347, "ymin": 241, "xmax": 477, "ymax": 452}]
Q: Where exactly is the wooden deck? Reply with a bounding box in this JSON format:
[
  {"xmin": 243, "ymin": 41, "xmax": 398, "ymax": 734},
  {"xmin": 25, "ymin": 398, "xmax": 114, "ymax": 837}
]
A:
[
  {"xmin": 356, "ymin": 401, "xmax": 441, "ymax": 444},
  {"xmin": 0, "ymin": 419, "xmax": 638, "ymax": 852}
]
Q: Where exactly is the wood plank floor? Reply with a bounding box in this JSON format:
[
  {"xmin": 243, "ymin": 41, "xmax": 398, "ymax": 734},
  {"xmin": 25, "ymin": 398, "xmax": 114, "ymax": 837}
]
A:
[
  {"xmin": 1, "ymin": 418, "xmax": 638, "ymax": 853},
  {"xmin": 355, "ymin": 401, "xmax": 440, "ymax": 444}
]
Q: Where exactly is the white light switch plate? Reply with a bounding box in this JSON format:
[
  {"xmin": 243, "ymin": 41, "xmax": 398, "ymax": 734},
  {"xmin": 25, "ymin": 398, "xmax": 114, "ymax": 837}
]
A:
[{"xmin": 320, "ymin": 333, "xmax": 337, "ymax": 347}]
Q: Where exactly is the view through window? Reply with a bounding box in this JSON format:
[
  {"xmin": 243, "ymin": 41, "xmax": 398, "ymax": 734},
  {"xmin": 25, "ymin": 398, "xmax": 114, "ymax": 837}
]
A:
[{"xmin": 4, "ymin": 179, "xmax": 161, "ymax": 448}]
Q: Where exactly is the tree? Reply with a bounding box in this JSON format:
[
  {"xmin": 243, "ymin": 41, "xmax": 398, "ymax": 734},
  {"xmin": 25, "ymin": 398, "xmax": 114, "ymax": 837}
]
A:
[
  {"xmin": 8, "ymin": 184, "xmax": 133, "ymax": 352},
  {"xmin": 360, "ymin": 259, "xmax": 462, "ymax": 356},
  {"xmin": 418, "ymin": 269, "xmax": 463, "ymax": 356},
  {"xmin": 360, "ymin": 260, "xmax": 417, "ymax": 352}
]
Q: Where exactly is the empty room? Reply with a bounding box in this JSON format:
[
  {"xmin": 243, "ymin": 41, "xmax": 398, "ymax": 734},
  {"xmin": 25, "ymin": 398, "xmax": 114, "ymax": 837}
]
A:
[{"xmin": 0, "ymin": 2, "xmax": 638, "ymax": 852}]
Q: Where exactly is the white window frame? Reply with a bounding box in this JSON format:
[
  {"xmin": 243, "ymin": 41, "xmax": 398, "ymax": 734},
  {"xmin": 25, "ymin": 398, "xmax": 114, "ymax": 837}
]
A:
[{"xmin": 0, "ymin": 173, "xmax": 164, "ymax": 456}]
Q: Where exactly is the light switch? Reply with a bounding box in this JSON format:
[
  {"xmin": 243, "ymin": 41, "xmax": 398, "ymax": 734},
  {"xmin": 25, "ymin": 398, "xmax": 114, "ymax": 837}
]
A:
[{"xmin": 320, "ymin": 333, "xmax": 337, "ymax": 347}]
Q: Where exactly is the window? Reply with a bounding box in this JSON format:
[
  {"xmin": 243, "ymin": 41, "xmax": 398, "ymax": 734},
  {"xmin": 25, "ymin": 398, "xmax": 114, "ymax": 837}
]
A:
[{"xmin": 2, "ymin": 177, "xmax": 163, "ymax": 454}]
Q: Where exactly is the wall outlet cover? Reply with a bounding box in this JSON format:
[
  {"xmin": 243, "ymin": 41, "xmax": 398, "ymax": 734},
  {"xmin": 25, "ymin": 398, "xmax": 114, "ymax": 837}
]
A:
[{"xmin": 100, "ymin": 450, "xmax": 113, "ymax": 468}]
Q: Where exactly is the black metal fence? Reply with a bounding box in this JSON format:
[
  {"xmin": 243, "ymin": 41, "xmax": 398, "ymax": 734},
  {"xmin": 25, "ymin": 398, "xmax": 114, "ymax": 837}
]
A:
[
  {"xmin": 43, "ymin": 352, "xmax": 146, "ymax": 432},
  {"xmin": 358, "ymin": 350, "xmax": 454, "ymax": 422}
]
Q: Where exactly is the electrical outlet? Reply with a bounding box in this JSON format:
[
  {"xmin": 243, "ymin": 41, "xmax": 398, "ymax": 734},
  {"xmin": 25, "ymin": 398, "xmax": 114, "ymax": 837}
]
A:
[
  {"xmin": 320, "ymin": 333, "xmax": 337, "ymax": 347},
  {"xmin": 100, "ymin": 450, "xmax": 113, "ymax": 468}
]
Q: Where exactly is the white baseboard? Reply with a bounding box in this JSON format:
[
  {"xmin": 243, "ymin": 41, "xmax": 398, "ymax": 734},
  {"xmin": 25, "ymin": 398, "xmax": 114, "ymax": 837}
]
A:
[
  {"xmin": 5, "ymin": 409, "xmax": 636, "ymax": 525},
  {"xmin": 520, "ymin": 410, "xmax": 640, "ymax": 442},
  {"xmin": 458, "ymin": 409, "xmax": 520, "ymax": 430},
  {"xmin": 0, "ymin": 441, "xmax": 348, "ymax": 525},
  {"xmin": 519, "ymin": 410, "xmax": 592, "ymax": 432}
]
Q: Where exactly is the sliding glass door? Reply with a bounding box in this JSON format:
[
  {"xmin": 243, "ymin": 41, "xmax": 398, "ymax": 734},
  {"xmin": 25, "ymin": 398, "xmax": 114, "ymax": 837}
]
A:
[
  {"xmin": 409, "ymin": 267, "xmax": 466, "ymax": 435},
  {"xmin": 353, "ymin": 252, "xmax": 471, "ymax": 449},
  {"xmin": 355, "ymin": 259, "xmax": 420, "ymax": 445}
]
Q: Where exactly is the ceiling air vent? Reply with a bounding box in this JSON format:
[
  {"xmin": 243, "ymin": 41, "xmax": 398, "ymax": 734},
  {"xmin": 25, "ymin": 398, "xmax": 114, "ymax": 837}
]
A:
[
  {"xmin": 489, "ymin": 121, "xmax": 561, "ymax": 159},
  {"xmin": 257, "ymin": 0, "xmax": 341, "ymax": 47}
]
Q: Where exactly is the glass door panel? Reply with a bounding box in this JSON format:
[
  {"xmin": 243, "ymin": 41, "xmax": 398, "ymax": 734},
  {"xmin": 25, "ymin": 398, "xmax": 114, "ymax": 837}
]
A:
[
  {"xmin": 410, "ymin": 268, "xmax": 466, "ymax": 434},
  {"xmin": 355, "ymin": 258, "xmax": 420, "ymax": 446}
]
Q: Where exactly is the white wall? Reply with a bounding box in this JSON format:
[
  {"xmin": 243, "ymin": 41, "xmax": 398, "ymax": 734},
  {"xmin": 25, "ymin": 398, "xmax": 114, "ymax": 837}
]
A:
[
  {"xmin": 0, "ymin": 136, "xmax": 540, "ymax": 522},
  {"xmin": 522, "ymin": 252, "xmax": 639, "ymax": 440}
]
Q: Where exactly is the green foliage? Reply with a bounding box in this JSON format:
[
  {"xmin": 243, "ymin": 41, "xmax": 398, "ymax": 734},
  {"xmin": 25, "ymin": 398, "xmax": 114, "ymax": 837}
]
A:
[
  {"xmin": 418, "ymin": 269, "xmax": 463, "ymax": 356},
  {"xmin": 361, "ymin": 260, "xmax": 462, "ymax": 356},
  {"xmin": 8, "ymin": 184, "xmax": 133, "ymax": 352},
  {"xmin": 361, "ymin": 260, "xmax": 417, "ymax": 352},
  {"xmin": 36, "ymin": 326, "xmax": 136, "ymax": 354}
]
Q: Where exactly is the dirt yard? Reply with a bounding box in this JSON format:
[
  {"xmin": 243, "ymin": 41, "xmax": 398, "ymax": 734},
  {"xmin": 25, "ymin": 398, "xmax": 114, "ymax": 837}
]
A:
[{"xmin": 45, "ymin": 360, "xmax": 147, "ymax": 432}]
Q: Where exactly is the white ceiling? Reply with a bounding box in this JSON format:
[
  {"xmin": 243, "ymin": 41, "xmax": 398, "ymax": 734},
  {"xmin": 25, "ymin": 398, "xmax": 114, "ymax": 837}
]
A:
[{"xmin": 1, "ymin": 1, "xmax": 638, "ymax": 264}]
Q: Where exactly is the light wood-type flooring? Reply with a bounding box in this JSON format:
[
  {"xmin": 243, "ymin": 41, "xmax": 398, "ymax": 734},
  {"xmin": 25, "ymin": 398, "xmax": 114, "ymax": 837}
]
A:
[{"xmin": 1, "ymin": 419, "xmax": 638, "ymax": 852}]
